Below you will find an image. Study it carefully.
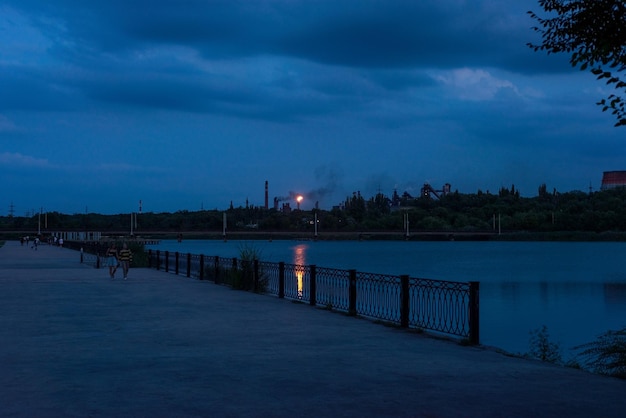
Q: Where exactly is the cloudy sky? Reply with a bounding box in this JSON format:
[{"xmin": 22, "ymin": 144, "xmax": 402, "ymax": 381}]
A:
[{"xmin": 1, "ymin": 0, "xmax": 625, "ymax": 215}]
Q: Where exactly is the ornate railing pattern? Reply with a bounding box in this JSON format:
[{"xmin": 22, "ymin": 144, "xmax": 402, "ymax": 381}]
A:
[
  {"xmin": 409, "ymin": 278, "xmax": 471, "ymax": 335},
  {"xmin": 260, "ymin": 260, "xmax": 280, "ymax": 295},
  {"xmin": 315, "ymin": 267, "xmax": 351, "ymax": 311},
  {"xmin": 356, "ymin": 272, "xmax": 402, "ymax": 323},
  {"xmin": 144, "ymin": 249, "xmax": 479, "ymax": 344},
  {"xmin": 80, "ymin": 251, "xmax": 99, "ymax": 267}
]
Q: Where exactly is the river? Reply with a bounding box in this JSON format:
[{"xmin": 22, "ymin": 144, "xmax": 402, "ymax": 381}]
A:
[{"xmin": 146, "ymin": 239, "xmax": 626, "ymax": 357}]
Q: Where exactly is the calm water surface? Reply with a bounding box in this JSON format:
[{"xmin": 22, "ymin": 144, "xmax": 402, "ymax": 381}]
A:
[{"xmin": 147, "ymin": 239, "xmax": 626, "ymax": 356}]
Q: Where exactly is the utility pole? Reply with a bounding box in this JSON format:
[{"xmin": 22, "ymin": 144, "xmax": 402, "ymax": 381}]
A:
[
  {"xmin": 130, "ymin": 212, "xmax": 137, "ymax": 236},
  {"xmin": 404, "ymin": 212, "xmax": 410, "ymax": 239},
  {"xmin": 222, "ymin": 212, "xmax": 227, "ymax": 241}
]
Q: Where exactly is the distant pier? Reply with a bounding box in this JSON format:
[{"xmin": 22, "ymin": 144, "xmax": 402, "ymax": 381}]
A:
[{"xmin": 50, "ymin": 231, "xmax": 159, "ymax": 245}]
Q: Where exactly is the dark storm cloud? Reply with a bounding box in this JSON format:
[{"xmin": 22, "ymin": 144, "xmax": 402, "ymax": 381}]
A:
[
  {"xmin": 275, "ymin": 3, "xmax": 475, "ymax": 68},
  {"xmin": 367, "ymin": 70, "xmax": 435, "ymax": 91},
  {"xmin": 78, "ymin": 67, "xmax": 367, "ymax": 122},
  {"xmin": 0, "ymin": 69, "xmax": 78, "ymax": 111},
  {"xmin": 86, "ymin": 78, "xmax": 217, "ymax": 112},
  {"xmin": 2, "ymin": 0, "xmax": 577, "ymax": 124},
  {"xmin": 9, "ymin": 0, "xmax": 563, "ymax": 73}
]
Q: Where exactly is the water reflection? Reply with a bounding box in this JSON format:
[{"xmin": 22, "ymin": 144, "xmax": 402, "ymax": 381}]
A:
[
  {"xmin": 293, "ymin": 244, "xmax": 307, "ymax": 299},
  {"xmin": 482, "ymin": 281, "xmax": 626, "ymax": 353},
  {"xmin": 487, "ymin": 281, "xmax": 622, "ymax": 305},
  {"xmin": 604, "ymin": 283, "xmax": 626, "ymax": 314}
]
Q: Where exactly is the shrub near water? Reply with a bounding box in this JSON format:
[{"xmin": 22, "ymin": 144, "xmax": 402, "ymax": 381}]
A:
[
  {"xmin": 527, "ymin": 325, "xmax": 562, "ymax": 364},
  {"xmin": 229, "ymin": 243, "xmax": 268, "ymax": 293},
  {"xmin": 528, "ymin": 325, "xmax": 626, "ymax": 380},
  {"xmin": 574, "ymin": 328, "xmax": 626, "ymax": 379}
]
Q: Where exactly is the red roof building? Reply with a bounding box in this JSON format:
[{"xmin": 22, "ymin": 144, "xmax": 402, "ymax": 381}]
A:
[{"xmin": 601, "ymin": 171, "xmax": 626, "ymax": 190}]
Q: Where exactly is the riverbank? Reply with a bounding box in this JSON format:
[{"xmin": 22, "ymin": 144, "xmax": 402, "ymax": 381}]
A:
[
  {"xmin": 4, "ymin": 229, "xmax": 626, "ymax": 242},
  {"xmin": 127, "ymin": 230, "xmax": 626, "ymax": 242}
]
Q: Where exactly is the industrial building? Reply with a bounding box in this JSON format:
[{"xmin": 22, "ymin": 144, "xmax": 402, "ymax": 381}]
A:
[{"xmin": 601, "ymin": 171, "xmax": 626, "ymax": 190}]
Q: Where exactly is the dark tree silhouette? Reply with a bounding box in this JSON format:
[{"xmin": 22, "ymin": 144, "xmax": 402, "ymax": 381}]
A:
[{"xmin": 528, "ymin": 0, "xmax": 626, "ymax": 126}]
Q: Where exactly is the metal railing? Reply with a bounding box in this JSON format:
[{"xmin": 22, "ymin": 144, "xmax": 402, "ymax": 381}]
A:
[{"xmin": 147, "ymin": 249, "xmax": 479, "ymax": 344}]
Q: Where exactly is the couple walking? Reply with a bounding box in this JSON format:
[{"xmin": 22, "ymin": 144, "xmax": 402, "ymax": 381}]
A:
[{"xmin": 106, "ymin": 242, "xmax": 132, "ymax": 280}]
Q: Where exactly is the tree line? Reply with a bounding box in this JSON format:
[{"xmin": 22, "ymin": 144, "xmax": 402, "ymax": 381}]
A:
[{"xmin": 3, "ymin": 186, "xmax": 626, "ymax": 238}]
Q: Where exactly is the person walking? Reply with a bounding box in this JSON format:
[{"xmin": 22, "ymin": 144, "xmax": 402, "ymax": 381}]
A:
[
  {"xmin": 106, "ymin": 243, "xmax": 119, "ymax": 279},
  {"xmin": 118, "ymin": 243, "xmax": 133, "ymax": 280}
]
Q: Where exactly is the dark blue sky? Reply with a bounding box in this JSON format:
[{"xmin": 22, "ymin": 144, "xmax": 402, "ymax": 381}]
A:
[{"xmin": 1, "ymin": 0, "xmax": 625, "ymax": 215}]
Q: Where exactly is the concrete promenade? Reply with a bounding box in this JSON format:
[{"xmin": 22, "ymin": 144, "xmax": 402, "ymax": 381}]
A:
[{"xmin": 1, "ymin": 240, "xmax": 625, "ymax": 417}]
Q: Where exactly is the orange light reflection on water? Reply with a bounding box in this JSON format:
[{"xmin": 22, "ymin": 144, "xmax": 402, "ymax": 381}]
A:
[{"xmin": 293, "ymin": 244, "xmax": 307, "ymax": 299}]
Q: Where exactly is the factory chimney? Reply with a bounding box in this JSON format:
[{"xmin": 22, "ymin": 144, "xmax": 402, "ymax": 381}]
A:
[{"xmin": 265, "ymin": 181, "xmax": 269, "ymax": 210}]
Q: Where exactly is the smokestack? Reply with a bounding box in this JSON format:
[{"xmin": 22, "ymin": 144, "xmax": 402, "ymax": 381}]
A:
[{"xmin": 265, "ymin": 181, "xmax": 269, "ymax": 210}]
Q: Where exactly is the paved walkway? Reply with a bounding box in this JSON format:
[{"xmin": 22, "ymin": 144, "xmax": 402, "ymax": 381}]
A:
[{"xmin": 0, "ymin": 240, "xmax": 625, "ymax": 417}]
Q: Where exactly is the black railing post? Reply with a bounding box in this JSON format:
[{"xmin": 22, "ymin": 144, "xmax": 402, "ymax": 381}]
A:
[
  {"xmin": 310, "ymin": 265, "xmax": 317, "ymax": 306},
  {"xmin": 80, "ymin": 247, "xmax": 84, "ymax": 263},
  {"xmin": 156, "ymin": 250, "xmax": 161, "ymax": 271},
  {"xmin": 348, "ymin": 269, "xmax": 357, "ymax": 316},
  {"xmin": 199, "ymin": 254, "xmax": 205, "ymax": 280},
  {"xmin": 187, "ymin": 253, "xmax": 192, "ymax": 278},
  {"xmin": 165, "ymin": 251, "xmax": 169, "ymax": 273},
  {"xmin": 400, "ymin": 275, "xmax": 410, "ymax": 328},
  {"xmin": 253, "ymin": 259, "xmax": 259, "ymax": 292},
  {"xmin": 278, "ymin": 262, "xmax": 285, "ymax": 298},
  {"xmin": 148, "ymin": 249, "xmax": 152, "ymax": 269},
  {"xmin": 175, "ymin": 252, "xmax": 179, "ymax": 275},
  {"xmin": 469, "ymin": 281, "xmax": 480, "ymax": 345},
  {"xmin": 215, "ymin": 256, "xmax": 220, "ymax": 284}
]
